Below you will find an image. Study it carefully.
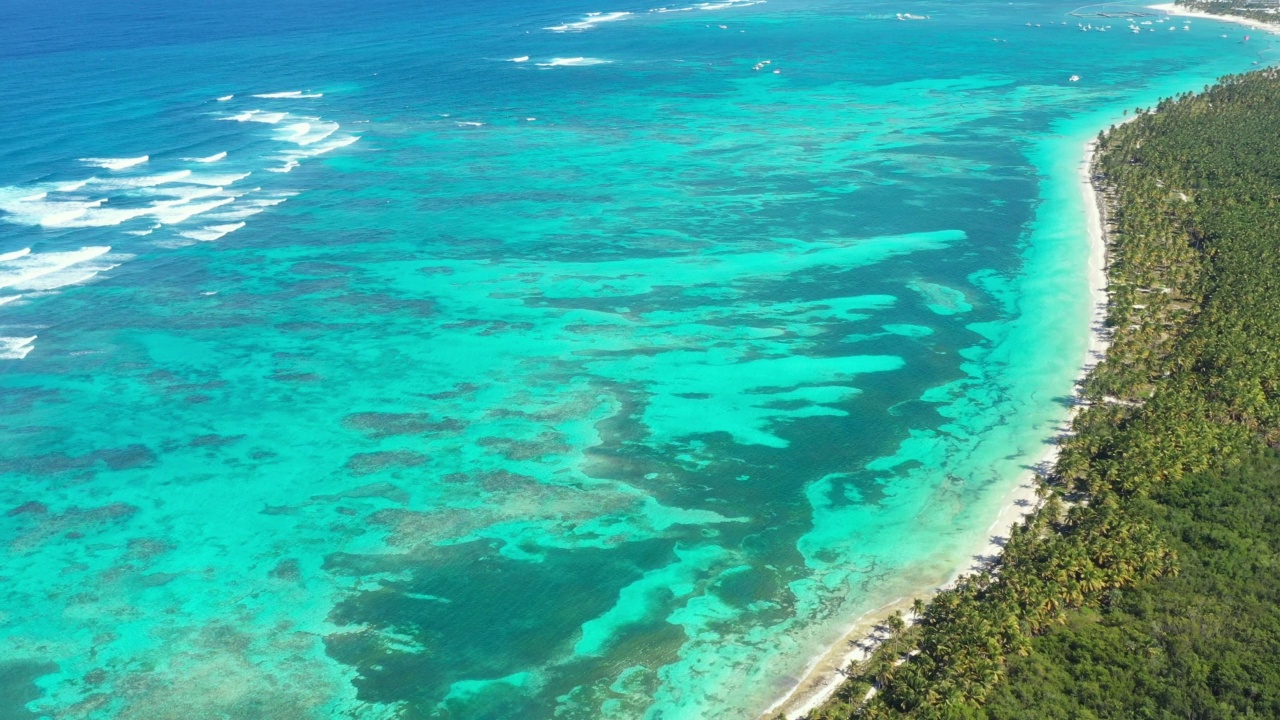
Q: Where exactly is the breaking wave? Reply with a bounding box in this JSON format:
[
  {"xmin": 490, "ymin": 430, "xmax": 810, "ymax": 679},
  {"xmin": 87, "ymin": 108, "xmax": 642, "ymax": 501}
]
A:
[
  {"xmin": 79, "ymin": 156, "xmax": 149, "ymax": 170},
  {"xmin": 546, "ymin": 11, "xmax": 633, "ymax": 32},
  {"xmin": 536, "ymin": 57, "xmax": 614, "ymax": 67},
  {"xmin": 0, "ymin": 96, "xmax": 360, "ymax": 359},
  {"xmin": 252, "ymin": 90, "xmax": 324, "ymax": 99}
]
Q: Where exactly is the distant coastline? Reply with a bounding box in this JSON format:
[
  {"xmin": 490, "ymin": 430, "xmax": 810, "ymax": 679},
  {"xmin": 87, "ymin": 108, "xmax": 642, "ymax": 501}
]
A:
[{"xmin": 1149, "ymin": 1, "xmax": 1280, "ymax": 33}]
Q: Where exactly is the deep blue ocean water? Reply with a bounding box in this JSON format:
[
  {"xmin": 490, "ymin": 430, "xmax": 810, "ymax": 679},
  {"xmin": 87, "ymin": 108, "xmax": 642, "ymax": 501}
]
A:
[{"xmin": 0, "ymin": 1, "xmax": 1269, "ymax": 717}]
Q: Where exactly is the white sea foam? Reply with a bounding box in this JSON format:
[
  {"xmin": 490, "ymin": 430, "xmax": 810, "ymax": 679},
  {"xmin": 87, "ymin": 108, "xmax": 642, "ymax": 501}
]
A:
[
  {"xmin": 149, "ymin": 184, "xmax": 227, "ymax": 199},
  {"xmin": 205, "ymin": 204, "xmax": 266, "ymax": 221},
  {"xmin": 456, "ymin": 121, "xmax": 485, "ymax": 127},
  {"xmin": 216, "ymin": 94, "xmax": 234, "ymax": 102},
  {"xmin": 280, "ymin": 122, "xmax": 313, "ymax": 142},
  {"xmin": 144, "ymin": 185, "xmax": 230, "ymax": 204},
  {"xmin": 253, "ymin": 90, "xmax": 324, "ymax": 99},
  {"xmin": 213, "ymin": 195, "xmax": 291, "ymax": 217},
  {"xmin": 254, "ymin": 193, "xmax": 295, "ymax": 205},
  {"xmin": 149, "ymin": 196, "xmax": 235, "ymax": 224},
  {"xmin": 0, "ymin": 98, "xmax": 367, "ymax": 361},
  {"xmin": 2, "ymin": 189, "xmax": 184, "ymax": 229},
  {"xmin": 180, "ymin": 171, "xmax": 252, "ymax": 186},
  {"xmin": 509, "ymin": 56, "xmax": 530, "ymax": 62},
  {"xmin": 79, "ymin": 156, "xmax": 149, "ymax": 171},
  {"xmin": 54, "ymin": 205, "xmax": 154, "ymax": 228},
  {"xmin": 0, "ymin": 336, "xmax": 36, "ymax": 360},
  {"xmin": 0, "ymin": 177, "xmax": 244, "ymax": 228},
  {"xmin": 220, "ymin": 110, "xmax": 288, "ymax": 124},
  {"xmin": 184, "ymin": 151, "xmax": 228, "ymax": 163},
  {"xmin": 88, "ymin": 170, "xmax": 193, "ymax": 190},
  {"xmin": 179, "ymin": 222, "xmax": 245, "ymax": 242},
  {"xmin": 651, "ymin": 0, "xmax": 763, "ymax": 10},
  {"xmin": 695, "ymin": 0, "xmax": 764, "ymax": 8},
  {"xmin": 150, "ymin": 238, "xmax": 197, "ymax": 249},
  {"xmin": 546, "ymin": 11, "xmax": 633, "ymax": 31},
  {"xmin": 276, "ymin": 120, "xmax": 340, "ymax": 146},
  {"xmin": 56, "ymin": 179, "xmax": 92, "ymax": 192},
  {"xmin": 0, "ymin": 190, "xmax": 107, "ymax": 227},
  {"xmin": 536, "ymin": 57, "xmax": 613, "ymax": 67},
  {"xmin": 0, "ymin": 97, "xmax": 357, "ymax": 345},
  {"xmin": 0, "ymin": 245, "xmax": 118, "ymax": 292},
  {"xmin": 284, "ymin": 134, "xmax": 359, "ymax": 158}
]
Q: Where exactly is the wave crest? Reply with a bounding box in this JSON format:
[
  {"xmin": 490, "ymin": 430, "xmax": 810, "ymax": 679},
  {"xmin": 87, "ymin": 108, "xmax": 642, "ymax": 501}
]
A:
[
  {"xmin": 546, "ymin": 11, "xmax": 633, "ymax": 32},
  {"xmin": 537, "ymin": 57, "xmax": 613, "ymax": 67},
  {"xmin": 79, "ymin": 156, "xmax": 149, "ymax": 171}
]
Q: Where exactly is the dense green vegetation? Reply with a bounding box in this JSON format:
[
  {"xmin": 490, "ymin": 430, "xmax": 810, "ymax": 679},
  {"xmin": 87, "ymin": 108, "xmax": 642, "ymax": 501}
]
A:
[
  {"xmin": 804, "ymin": 67, "xmax": 1280, "ymax": 719},
  {"xmin": 1178, "ymin": 0, "xmax": 1279, "ymax": 27}
]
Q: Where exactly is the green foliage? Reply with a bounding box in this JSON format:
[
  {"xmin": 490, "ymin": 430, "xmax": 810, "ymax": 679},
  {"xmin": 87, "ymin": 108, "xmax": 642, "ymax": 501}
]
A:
[
  {"xmin": 986, "ymin": 451, "xmax": 1280, "ymax": 718},
  {"xmin": 805, "ymin": 68, "xmax": 1280, "ymax": 719},
  {"xmin": 1177, "ymin": 0, "xmax": 1276, "ymax": 26}
]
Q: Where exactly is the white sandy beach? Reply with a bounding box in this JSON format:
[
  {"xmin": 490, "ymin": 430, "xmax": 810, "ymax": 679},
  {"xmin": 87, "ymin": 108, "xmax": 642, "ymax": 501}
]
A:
[
  {"xmin": 761, "ymin": 137, "xmax": 1115, "ymax": 720},
  {"xmin": 1149, "ymin": 2, "xmax": 1280, "ymax": 33}
]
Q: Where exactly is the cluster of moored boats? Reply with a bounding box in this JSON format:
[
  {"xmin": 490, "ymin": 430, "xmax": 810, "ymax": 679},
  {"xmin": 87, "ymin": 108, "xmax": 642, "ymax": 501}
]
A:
[
  {"xmin": 1024, "ymin": 16, "xmax": 1193, "ymax": 33},
  {"xmin": 1071, "ymin": 16, "xmax": 1193, "ymax": 32}
]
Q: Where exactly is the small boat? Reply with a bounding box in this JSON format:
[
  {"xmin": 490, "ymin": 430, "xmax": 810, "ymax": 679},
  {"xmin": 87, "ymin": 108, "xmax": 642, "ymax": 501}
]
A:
[{"xmin": 1069, "ymin": 74, "xmax": 1081, "ymax": 82}]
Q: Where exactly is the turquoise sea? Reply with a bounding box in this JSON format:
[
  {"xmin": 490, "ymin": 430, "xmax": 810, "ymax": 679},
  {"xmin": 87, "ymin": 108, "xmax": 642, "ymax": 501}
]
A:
[{"xmin": 0, "ymin": 1, "xmax": 1270, "ymax": 717}]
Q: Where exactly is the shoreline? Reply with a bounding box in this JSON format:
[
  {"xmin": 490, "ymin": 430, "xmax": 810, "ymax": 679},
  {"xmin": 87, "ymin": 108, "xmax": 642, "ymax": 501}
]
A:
[
  {"xmin": 762, "ymin": 136, "xmax": 1114, "ymax": 720},
  {"xmin": 1148, "ymin": 2, "xmax": 1280, "ymax": 33}
]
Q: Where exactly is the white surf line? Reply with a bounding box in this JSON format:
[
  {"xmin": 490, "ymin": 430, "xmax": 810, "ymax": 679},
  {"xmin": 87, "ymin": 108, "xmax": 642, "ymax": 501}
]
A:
[
  {"xmin": 79, "ymin": 156, "xmax": 149, "ymax": 170},
  {"xmin": 546, "ymin": 11, "xmax": 633, "ymax": 32},
  {"xmin": 535, "ymin": 57, "xmax": 614, "ymax": 67},
  {"xmin": 252, "ymin": 90, "xmax": 324, "ymax": 98}
]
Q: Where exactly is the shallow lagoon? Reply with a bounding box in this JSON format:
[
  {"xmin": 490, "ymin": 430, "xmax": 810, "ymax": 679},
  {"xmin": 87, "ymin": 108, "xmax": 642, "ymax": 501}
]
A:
[{"xmin": 0, "ymin": 0, "xmax": 1269, "ymax": 717}]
